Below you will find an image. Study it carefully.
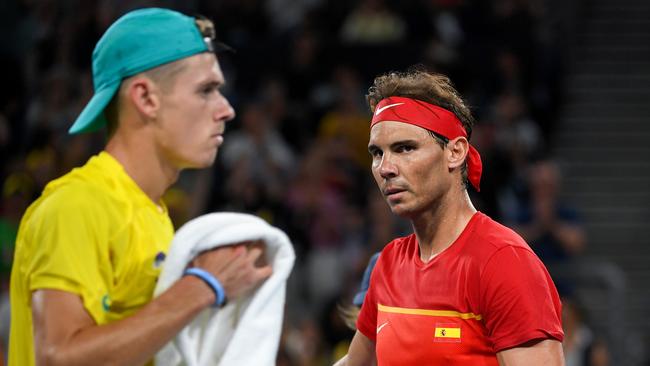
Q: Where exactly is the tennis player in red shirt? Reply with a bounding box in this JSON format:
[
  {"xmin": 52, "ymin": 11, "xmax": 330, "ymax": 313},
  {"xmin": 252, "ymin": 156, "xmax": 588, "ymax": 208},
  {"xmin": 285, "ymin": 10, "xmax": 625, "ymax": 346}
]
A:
[{"xmin": 335, "ymin": 70, "xmax": 564, "ymax": 366}]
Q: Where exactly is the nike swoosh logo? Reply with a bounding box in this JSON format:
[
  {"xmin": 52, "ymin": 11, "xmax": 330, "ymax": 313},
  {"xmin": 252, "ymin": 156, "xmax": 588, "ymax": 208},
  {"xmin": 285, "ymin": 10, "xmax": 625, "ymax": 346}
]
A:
[
  {"xmin": 375, "ymin": 102, "xmax": 404, "ymax": 116},
  {"xmin": 376, "ymin": 321, "xmax": 389, "ymax": 334}
]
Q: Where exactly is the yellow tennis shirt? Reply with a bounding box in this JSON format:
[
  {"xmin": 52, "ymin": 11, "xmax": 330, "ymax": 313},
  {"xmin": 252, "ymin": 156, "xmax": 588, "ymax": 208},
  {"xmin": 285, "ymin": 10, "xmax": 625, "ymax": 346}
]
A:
[{"xmin": 9, "ymin": 152, "xmax": 174, "ymax": 365}]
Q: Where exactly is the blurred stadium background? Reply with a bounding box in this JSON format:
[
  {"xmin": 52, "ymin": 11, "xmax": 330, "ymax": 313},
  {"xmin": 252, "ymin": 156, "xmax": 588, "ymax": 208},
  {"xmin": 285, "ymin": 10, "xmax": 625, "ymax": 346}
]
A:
[{"xmin": 0, "ymin": 0, "xmax": 648, "ymax": 365}]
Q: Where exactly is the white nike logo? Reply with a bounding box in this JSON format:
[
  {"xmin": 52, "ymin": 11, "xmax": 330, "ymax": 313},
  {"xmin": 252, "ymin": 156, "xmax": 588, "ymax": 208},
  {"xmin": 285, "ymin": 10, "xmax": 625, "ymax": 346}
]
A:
[
  {"xmin": 374, "ymin": 102, "xmax": 404, "ymax": 116},
  {"xmin": 376, "ymin": 321, "xmax": 389, "ymax": 334}
]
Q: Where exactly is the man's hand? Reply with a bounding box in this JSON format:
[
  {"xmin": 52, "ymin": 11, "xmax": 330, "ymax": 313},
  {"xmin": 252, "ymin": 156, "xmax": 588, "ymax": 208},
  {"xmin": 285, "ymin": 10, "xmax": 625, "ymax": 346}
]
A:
[{"xmin": 191, "ymin": 240, "xmax": 273, "ymax": 301}]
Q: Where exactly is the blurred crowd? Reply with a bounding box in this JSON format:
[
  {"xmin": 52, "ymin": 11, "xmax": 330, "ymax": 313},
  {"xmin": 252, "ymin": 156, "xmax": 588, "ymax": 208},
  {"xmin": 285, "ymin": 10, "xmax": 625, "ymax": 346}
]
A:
[{"xmin": 0, "ymin": 0, "xmax": 609, "ymax": 365}]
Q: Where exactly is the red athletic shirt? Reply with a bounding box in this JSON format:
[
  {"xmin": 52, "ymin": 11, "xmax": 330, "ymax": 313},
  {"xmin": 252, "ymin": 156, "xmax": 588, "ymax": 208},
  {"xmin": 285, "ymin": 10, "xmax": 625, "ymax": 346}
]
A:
[{"xmin": 357, "ymin": 212, "xmax": 563, "ymax": 365}]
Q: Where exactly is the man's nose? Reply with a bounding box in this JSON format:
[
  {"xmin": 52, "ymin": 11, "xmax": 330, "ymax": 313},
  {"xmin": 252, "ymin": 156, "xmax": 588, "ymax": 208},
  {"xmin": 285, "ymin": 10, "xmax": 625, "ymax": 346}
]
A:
[
  {"xmin": 378, "ymin": 154, "xmax": 398, "ymax": 179},
  {"xmin": 215, "ymin": 95, "xmax": 236, "ymax": 122}
]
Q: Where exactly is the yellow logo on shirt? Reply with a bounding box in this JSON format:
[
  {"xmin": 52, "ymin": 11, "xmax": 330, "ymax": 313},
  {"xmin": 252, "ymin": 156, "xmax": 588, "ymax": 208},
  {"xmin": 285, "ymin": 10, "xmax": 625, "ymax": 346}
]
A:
[{"xmin": 102, "ymin": 294, "xmax": 112, "ymax": 312}]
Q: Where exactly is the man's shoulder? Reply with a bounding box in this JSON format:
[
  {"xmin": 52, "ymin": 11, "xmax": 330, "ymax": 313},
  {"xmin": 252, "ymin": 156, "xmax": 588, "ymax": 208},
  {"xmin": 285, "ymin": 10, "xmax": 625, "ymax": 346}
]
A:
[
  {"xmin": 383, "ymin": 233, "xmax": 415, "ymax": 251},
  {"xmin": 378, "ymin": 234, "xmax": 416, "ymax": 264},
  {"xmin": 23, "ymin": 183, "xmax": 106, "ymax": 234},
  {"xmin": 30, "ymin": 155, "xmax": 131, "ymax": 221},
  {"xmin": 44, "ymin": 171, "xmax": 112, "ymax": 206},
  {"xmin": 469, "ymin": 212, "xmax": 532, "ymax": 255}
]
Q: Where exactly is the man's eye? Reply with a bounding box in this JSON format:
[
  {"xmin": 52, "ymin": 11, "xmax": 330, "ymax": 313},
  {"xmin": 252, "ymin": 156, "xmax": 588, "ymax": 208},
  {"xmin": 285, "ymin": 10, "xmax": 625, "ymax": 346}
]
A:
[
  {"xmin": 396, "ymin": 145, "xmax": 414, "ymax": 153},
  {"xmin": 201, "ymin": 86, "xmax": 215, "ymax": 95},
  {"xmin": 370, "ymin": 149, "xmax": 382, "ymax": 158}
]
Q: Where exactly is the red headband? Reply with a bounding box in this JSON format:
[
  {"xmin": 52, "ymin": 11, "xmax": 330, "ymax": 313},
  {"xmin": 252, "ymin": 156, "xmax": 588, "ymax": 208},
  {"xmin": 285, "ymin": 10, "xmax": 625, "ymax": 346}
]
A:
[{"xmin": 370, "ymin": 96, "xmax": 482, "ymax": 191}]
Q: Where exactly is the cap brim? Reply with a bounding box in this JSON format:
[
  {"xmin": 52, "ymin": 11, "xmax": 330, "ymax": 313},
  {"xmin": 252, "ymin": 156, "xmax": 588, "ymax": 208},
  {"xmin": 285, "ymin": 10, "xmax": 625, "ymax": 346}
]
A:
[
  {"xmin": 213, "ymin": 40, "xmax": 235, "ymax": 54},
  {"xmin": 68, "ymin": 82, "xmax": 120, "ymax": 134}
]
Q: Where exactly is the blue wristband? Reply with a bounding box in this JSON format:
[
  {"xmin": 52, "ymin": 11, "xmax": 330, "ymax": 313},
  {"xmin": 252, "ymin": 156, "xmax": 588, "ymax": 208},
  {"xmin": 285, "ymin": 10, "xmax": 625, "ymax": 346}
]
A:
[{"xmin": 183, "ymin": 268, "xmax": 227, "ymax": 307}]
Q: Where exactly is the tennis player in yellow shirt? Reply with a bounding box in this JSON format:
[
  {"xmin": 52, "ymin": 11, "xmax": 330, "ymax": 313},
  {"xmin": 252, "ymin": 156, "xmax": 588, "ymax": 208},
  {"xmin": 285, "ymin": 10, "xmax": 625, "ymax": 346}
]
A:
[{"xmin": 9, "ymin": 8, "xmax": 272, "ymax": 366}]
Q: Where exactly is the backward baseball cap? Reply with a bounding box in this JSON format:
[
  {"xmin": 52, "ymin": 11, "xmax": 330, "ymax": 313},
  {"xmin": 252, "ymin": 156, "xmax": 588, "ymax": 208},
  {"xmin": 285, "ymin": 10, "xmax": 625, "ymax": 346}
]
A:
[{"xmin": 69, "ymin": 8, "xmax": 227, "ymax": 134}]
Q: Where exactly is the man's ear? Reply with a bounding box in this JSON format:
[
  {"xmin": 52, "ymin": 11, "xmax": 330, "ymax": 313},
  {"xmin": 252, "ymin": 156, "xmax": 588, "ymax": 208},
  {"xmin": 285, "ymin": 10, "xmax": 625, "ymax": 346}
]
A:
[
  {"xmin": 125, "ymin": 76, "xmax": 161, "ymax": 120},
  {"xmin": 447, "ymin": 136, "xmax": 469, "ymax": 170}
]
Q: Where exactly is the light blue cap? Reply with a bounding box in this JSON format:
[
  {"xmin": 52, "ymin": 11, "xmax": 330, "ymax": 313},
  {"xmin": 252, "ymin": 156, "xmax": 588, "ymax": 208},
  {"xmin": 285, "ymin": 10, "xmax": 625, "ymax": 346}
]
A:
[{"xmin": 69, "ymin": 8, "xmax": 211, "ymax": 134}]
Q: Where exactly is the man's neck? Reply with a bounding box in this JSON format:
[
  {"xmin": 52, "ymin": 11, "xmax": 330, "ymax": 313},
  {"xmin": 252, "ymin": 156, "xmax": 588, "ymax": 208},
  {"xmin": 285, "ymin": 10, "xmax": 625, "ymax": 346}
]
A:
[
  {"xmin": 411, "ymin": 190, "xmax": 476, "ymax": 263},
  {"xmin": 105, "ymin": 133, "xmax": 179, "ymax": 203}
]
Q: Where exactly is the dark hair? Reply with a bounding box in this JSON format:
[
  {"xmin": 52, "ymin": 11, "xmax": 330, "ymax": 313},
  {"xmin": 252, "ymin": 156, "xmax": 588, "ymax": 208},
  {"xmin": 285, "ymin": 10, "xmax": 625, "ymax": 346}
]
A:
[{"xmin": 194, "ymin": 15, "xmax": 216, "ymax": 40}]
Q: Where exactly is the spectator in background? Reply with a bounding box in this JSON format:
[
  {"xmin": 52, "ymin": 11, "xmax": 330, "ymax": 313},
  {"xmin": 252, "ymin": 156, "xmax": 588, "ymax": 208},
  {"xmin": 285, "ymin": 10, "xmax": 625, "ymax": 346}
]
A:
[
  {"xmin": 265, "ymin": 0, "xmax": 322, "ymax": 34},
  {"xmin": 340, "ymin": 0, "xmax": 406, "ymax": 44},
  {"xmin": 286, "ymin": 139, "xmax": 358, "ymax": 311},
  {"xmin": 491, "ymin": 49, "xmax": 526, "ymax": 96},
  {"xmin": 513, "ymin": 158, "xmax": 586, "ymax": 263},
  {"xmin": 25, "ymin": 67, "xmax": 77, "ymax": 134},
  {"xmin": 562, "ymin": 296, "xmax": 610, "ymax": 366},
  {"xmin": 259, "ymin": 77, "xmax": 310, "ymax": 152},
  {"xmin": 317, "ymin": 66, "xmax": 371, "ymax": 169},
  {"xmin": 221, "ymin": 101, "xmax": 296, "ymax": 217},
  {"xmin": 493, "ymin": 91, "xmax": 544, "ymax": 171},
  {"xmin": 283, "ymin": 29, "xmax": 323, "ymax": 102},
  {"xmin": 491, "ymin": 91, "xmax": 546, "ymax": 222}
]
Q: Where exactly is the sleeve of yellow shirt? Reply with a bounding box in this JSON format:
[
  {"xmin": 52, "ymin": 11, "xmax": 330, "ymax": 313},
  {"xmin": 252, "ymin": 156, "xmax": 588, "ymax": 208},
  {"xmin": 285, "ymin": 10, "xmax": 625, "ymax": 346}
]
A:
[{"xmin": 24, "ymin": 183, "xmax": 113, "ymax": 325}]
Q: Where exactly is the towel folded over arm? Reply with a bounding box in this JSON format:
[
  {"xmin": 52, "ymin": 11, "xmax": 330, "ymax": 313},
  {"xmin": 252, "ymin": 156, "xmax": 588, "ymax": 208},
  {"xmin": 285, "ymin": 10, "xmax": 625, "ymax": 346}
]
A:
[{"xmin": 154, "ymin": 212, "xmax": 296, "ymax": 366}]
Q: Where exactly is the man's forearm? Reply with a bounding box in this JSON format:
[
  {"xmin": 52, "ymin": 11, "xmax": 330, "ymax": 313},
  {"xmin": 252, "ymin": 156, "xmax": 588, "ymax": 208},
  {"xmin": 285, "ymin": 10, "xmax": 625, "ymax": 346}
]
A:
[{"xmin": 34, "ymin": 276, "xmax": 214, "ymax": 366}]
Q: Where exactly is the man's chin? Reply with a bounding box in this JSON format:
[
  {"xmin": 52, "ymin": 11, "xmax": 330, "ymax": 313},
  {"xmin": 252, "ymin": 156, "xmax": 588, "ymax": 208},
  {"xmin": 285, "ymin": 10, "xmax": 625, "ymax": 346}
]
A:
[
  {"xmin": 197, "ymin": 157, "xmax": 217, "ymax": 169},
  {"xmin": 202, "ymin": 149, "xmax": 219, "ymax": 165},
  {"xmin": 182, "ymin": 153, "xmax": 218, "ymax": 170},
  {"xmin": 389, "ymin": 202, "xmax": 425, "ymax": 219},
  {"xmin": 388, "ymin": 204, "xmax": 410, "ymax": 217}
]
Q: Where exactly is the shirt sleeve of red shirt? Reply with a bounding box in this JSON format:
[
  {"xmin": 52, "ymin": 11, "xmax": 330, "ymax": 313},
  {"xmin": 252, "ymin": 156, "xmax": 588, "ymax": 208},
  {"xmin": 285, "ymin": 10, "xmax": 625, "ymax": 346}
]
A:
[
  {"xmin": 356, "ymin": 257, "xmax": 380, "ymax": 342},
  {"xmin": 480, "ymin": 245, "xmax": 564, "ymax": 352}
]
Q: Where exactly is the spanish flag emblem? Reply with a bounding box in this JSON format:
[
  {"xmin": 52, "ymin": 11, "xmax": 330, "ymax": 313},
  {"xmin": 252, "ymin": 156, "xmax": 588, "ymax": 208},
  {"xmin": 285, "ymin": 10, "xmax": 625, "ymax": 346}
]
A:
[{"xmin": 434, "ymin": 324, "xmax": 461, "ymax": 343}]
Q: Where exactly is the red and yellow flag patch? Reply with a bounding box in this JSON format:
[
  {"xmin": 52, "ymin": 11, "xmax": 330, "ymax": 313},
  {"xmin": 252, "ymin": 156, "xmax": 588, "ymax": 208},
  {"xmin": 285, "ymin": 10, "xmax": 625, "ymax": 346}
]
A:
[{"xmin": 434, "ymin": 324, "xmax": 461, "ymax": 343}]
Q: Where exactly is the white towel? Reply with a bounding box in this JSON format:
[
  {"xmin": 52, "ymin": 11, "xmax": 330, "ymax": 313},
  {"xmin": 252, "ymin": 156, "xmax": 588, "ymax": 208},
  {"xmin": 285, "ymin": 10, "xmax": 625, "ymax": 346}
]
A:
[{"xmin": 153, "ymin": 212, "xmax": 296, "ymax": 366}]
